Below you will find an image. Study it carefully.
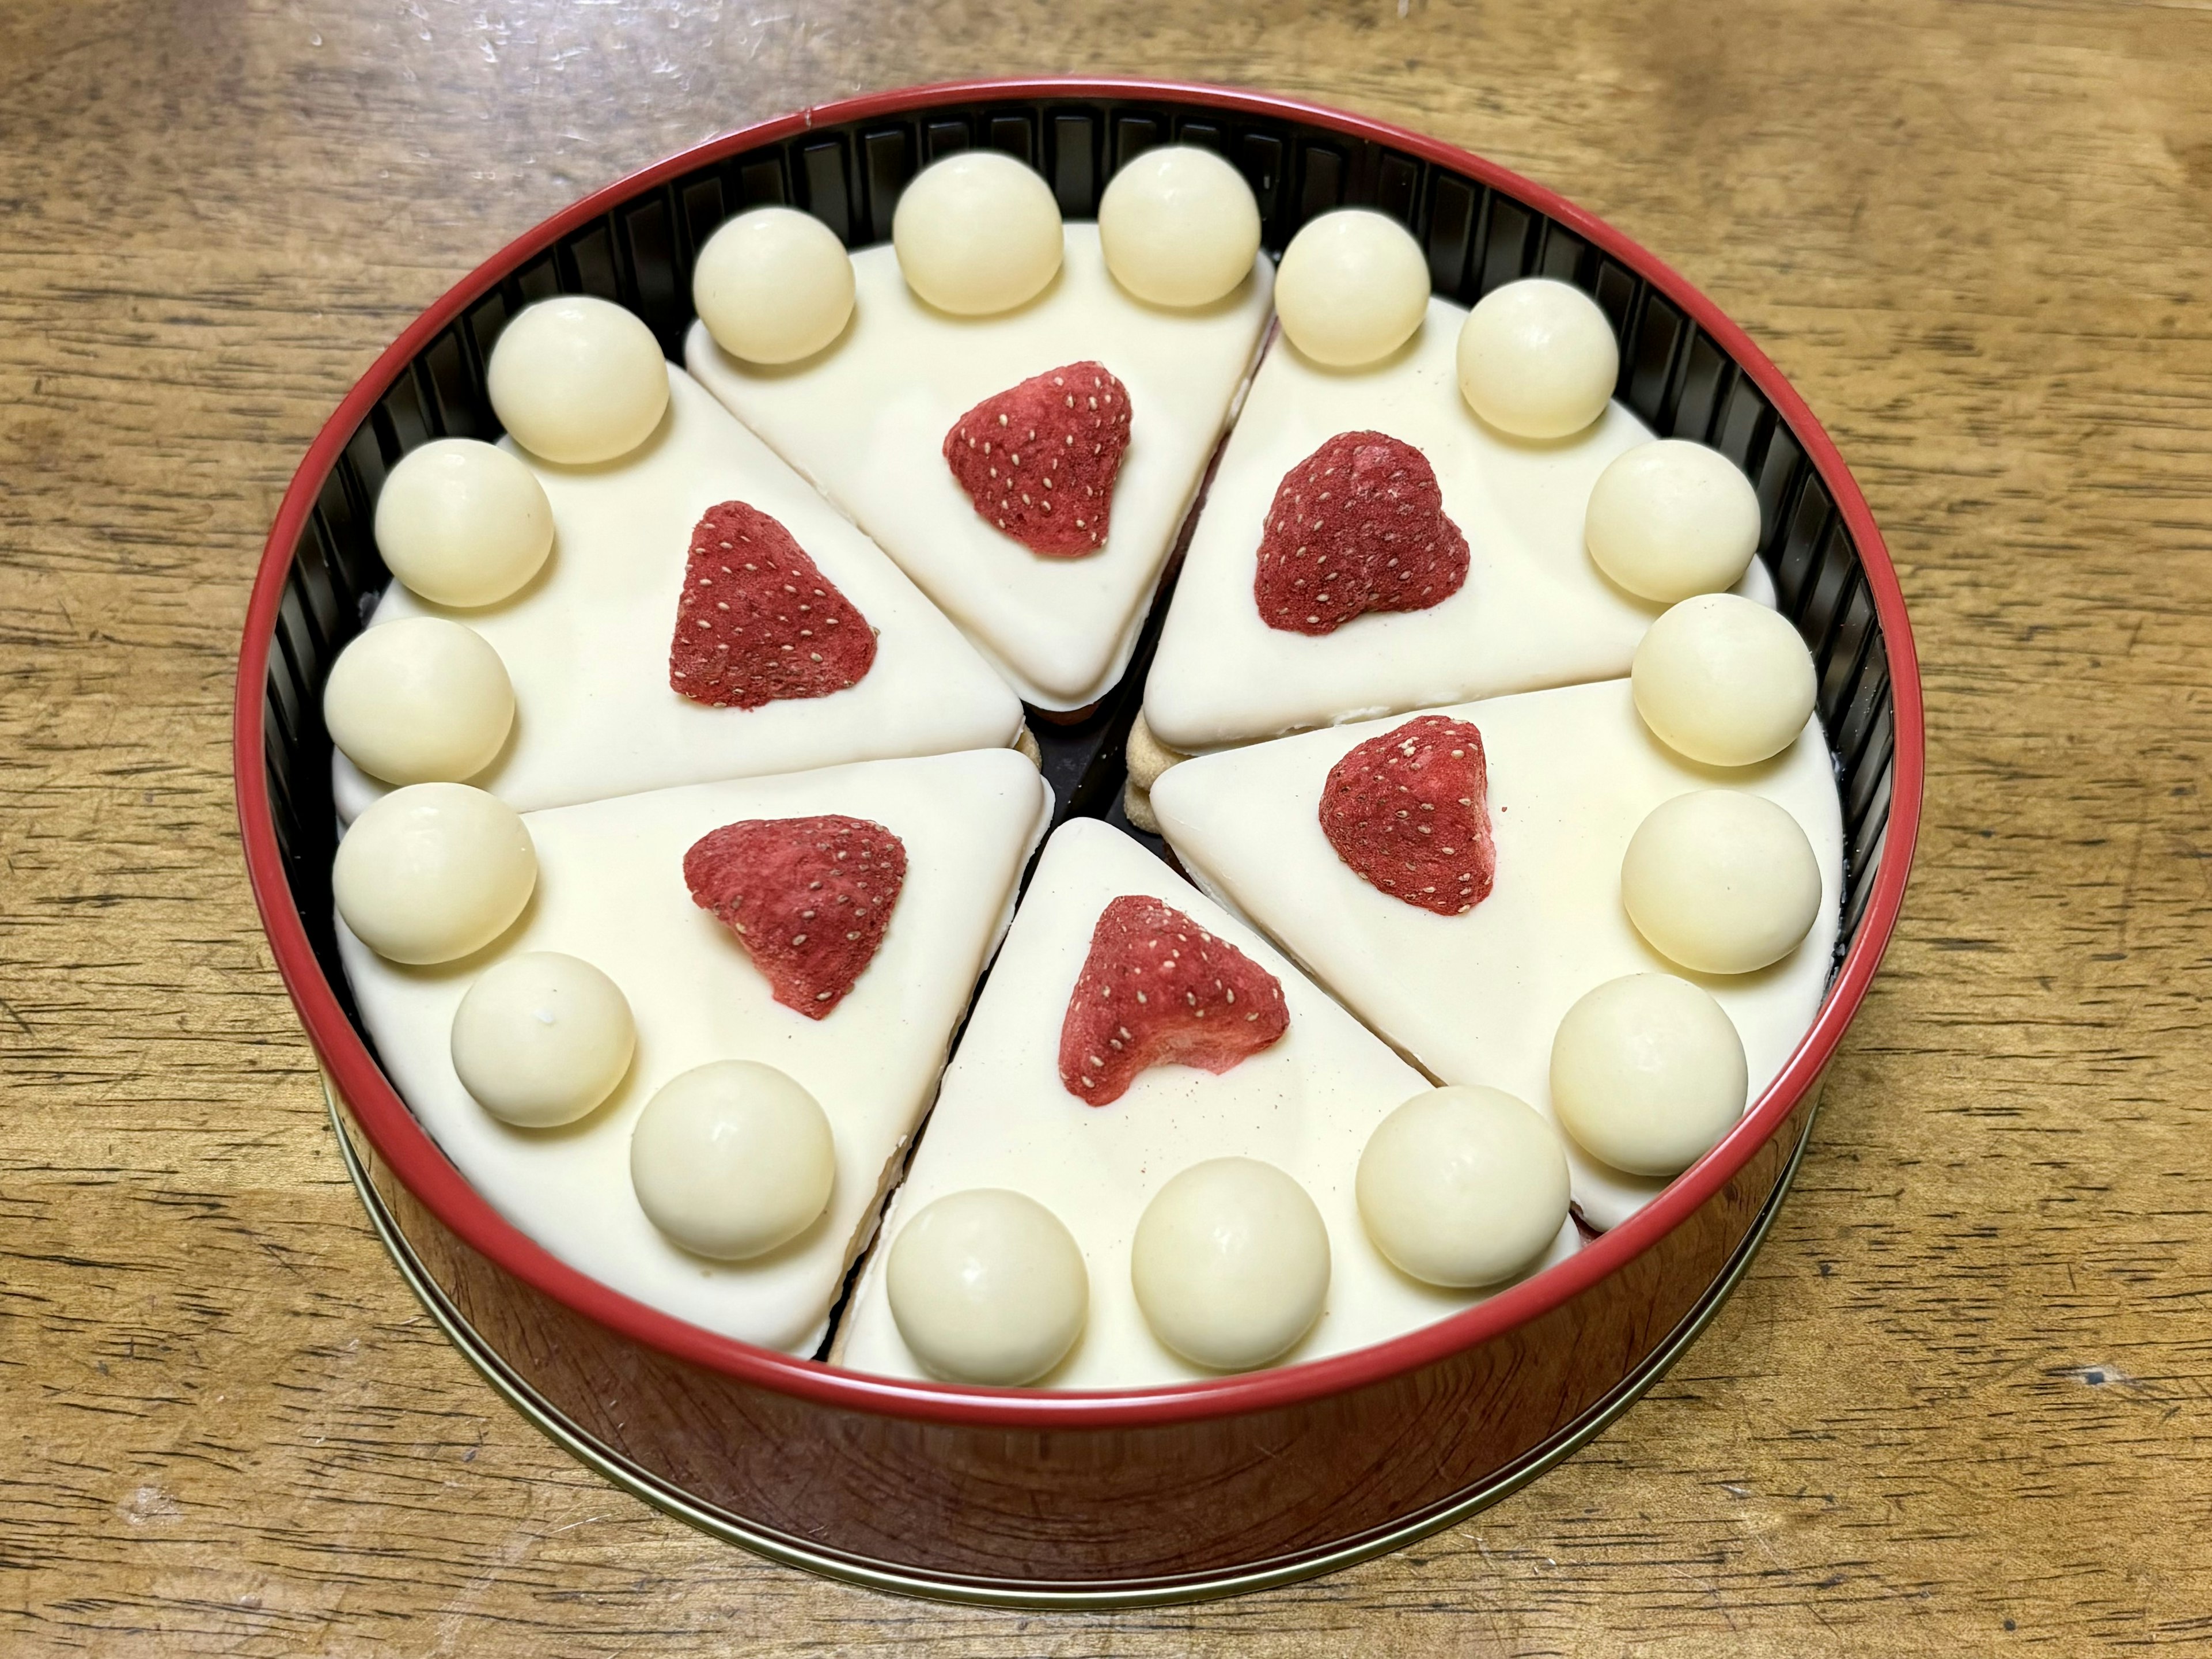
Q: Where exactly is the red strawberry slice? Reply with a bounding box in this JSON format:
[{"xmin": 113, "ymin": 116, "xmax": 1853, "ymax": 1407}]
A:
[
  {"xmin": 669, "ymin": 501, "xmax": 876, "ymax": 709},
  {"xmin": 942, "ymin": 361, "xmax": 1132, "ymax": 558},
  {"xmin": 1252, "ymin": 431, "xmax": 1469, "ymax": 634},
  {"xmin": 1058, "ymin": 894, "xmax": 1290, "ymax": 1105},
  {"xmin": 1318, "ymin": 715, "xmax": 1495, "ymax": 916},
  {"xmin": 683, "ymin": 815, "xmax": 907, "ymax": 1018}
]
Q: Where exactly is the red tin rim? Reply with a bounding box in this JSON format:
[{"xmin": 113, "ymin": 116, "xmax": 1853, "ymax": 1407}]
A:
[{"xmin": 234, "ymin": 77, "xmax": 1923, "ymax": 1431}]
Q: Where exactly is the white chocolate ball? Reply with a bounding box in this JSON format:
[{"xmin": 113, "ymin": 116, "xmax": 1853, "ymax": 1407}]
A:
[
  {"xmin": 1098, "ymin": 146, "xmax": 1262, "ymax": 308},
  {"xmin": 332, "ymin": 783, "xmax": 536, "ymax": 965},
  {"xmin": 1356, "ymin": 1086, "xmax": 1570, "ymax": 1287},
  {"xmin": 323, "ymin": 618, "xmax": 514, "ymax": 787},
  {"xmin": 1273, "ymin": 209, "xmax": 1430, "ymax": 368},
  {"xmin": 1457, "ymin": 278, "xmax": 1618, "ymax": 438},
  {"xmin": 692, "ymin": 207, "xmax": 855, "ymax": 365},
  {"xmin": 887, "ymin": 1189, "xmax": 1088, "ymax": 1385},
  {"xmin": 629, "ymin": 1060, "xmax": 835, "ymax": 1261},
  {"xmin": 373, "ymin": 438, "xmax": 554, "ymax": 607},
  {"xmin": 1585, "ymin": 439, "xmax": 1762, "ymax": 601},
  {"xmin": 1550, "ymin": 974, "xmax": 1748, "ymax": 1177},
  {"xmin": 487, "ymin": 295, "xmax": 669, "ymax": 465},
  {"xmin": 1130, "ymin": 1158, "xmax": 1329, "ymax": 1372},
  {"xmin": 450, "ymin": 952, "xmax": 635, "ymax": 1128},
  {"xmin": 892, "ymin": 151, "xmax": 1063, "ymax": 316},
  {"xmin": 1621, "ymin": 791, "xmax": 1823, "ymax": 975},
  {"xmin": 1633, "ymin": 593, "xmax": 1817, "ymax": 767}
]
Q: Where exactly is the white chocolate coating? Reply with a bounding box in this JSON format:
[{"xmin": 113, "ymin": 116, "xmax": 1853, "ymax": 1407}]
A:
[
  {"xmin": 692, "ymin": 207, "xmax": 857, "ymax": 365},
  {"xmin": 886, "ymin": 1189, "xmax": 1089, "ymax": 1385},
  {"xmin": 450, "ymin": 952, "xmax": 635, "ymax": 1128},
  {"xmin": 336, "ymin": 748, "xmax": 1053, "ymax": 1355},
  {"xmin": 1621, "ymin": 789, "xmax": 1823, "ymax": 976},
  {"xmin": 333, "ymin": 783, "xmax": 536, "ymax": 966},
  {"xmin": 1123, "ymin": 711, "xmax": 1185, "ymax": 791},
  {"xmin": 1585, "ymin": 439, "xmax": 1762, "ymax": 602},
  {"xmin": 835, "ymin": 820, "xmax": 1578, "ymax": 1386},
  {"xmin": 688, "ymin": 228, "xmax": 1273, "ymax": 710},
  {"xmin": 1633, "ymin": 593, "xmax": 1817, "ymax": 767},
  {"xmin": 1145, "ymin": 294, "xmax": 1777, "ymax": 753},
  {"xmin": 1272, "ymin": 209, "xmax": 1430, "ymax": 368},
  {"xmin": 1150, "ymin": 679, "xmax": 1841, "ymax": 1232},
  {"xmin": 892, "ymin": 151, "xmax": 1063, "ymax": 316},
  {"xmin": 1098, "ymin": 146, "xmax": 1262, "ymax": 308},
  {"xmin": 1457, "ymin": 279, "xmax": 1619, "ymax": 440},
  {"xmin": 630, "ymin": 1059, "xmax": 836, "ymax": 1260},
  {"xmin": 372, "ymin": 438, "xmax": 554, "ymax": 607},
  {"xmin": 1550, "ymin": 974, "xmax": 1748, "ymax": 1177},
  {"xmin": 487, "ymin": 295, "xmax": 670, "ymax": 465},
  {"xmin": 1131, "ymin": 1157, "xmax": 1330, "ymax": 1372},
  {"xmin": 323, "ymin": 617, "xmax": 514, "ymax": 787},
  {"xmin": 1356, "ymin": 1086, "xmax": 1571, "ymax": 1288},
  {"xmin": 339, "ymin": 367, "xmax": 1022, "ymax": 821}
]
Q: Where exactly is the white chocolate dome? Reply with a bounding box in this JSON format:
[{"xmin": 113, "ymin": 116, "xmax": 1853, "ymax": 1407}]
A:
[
  {"xmin": 1130, "ymin": 1157, "xmax": 1329, "ymax": 1371},
  {"xmin": 372, "ymin": 437, "xmax": 554, "ymax": 607},
  {"xmin": 1097, "ymin": 146, "xmax": 1261, "ymax": 308},
  {"xmin": 891, "ymin": 150, "xmax": 1063, "ymax": 316},
  {"xmin": 628, "ymin": 1060, "xmax": 835, "ymax": 1261},
  {"xmin": 1621, "ymin": 790, "xmax": 1823, "ymax": 974},
  {"xmin": 1456, "ymin": 278, "xmax": 1618, "ymax": 439},
  {"xmin": 332, "ymin": 782, "xmax": 536, "ymax": 965},
  {"xmin": 323, "ymin": 617, "xmax": 514, "ymax": 787},
  {"xmin": 1550, "ymin": 974, "xmax": 1749, "ymax": 1177},
  {"xmin": 1272, "ymin": 209, "xmax": 1430, "ymax": 368},
  {"xmin": 450, "ymin": 952, "xmax": 635, "ymax": 1128},
  {"xmin": 1585, "ymin": 438, "xmax": 1762, "ymax": 601},
  {"xmin": 886, "ymin": 1188, "xmax": 1089, "ymax": 1385},
  {"xmin": 487, "ymin": 294, "xmax": 669, "ymax": 465},
  {"xmin": 1355, "ymin": 1086, "xmax": 1570, "ymax": 1287},
  {"xmin": 692, "ymin": 207, "xmax": 856, "ymax": 365},
  {"xmin": 1633, "ymin": 593, "xmax": 1817, "ymax": 767}
]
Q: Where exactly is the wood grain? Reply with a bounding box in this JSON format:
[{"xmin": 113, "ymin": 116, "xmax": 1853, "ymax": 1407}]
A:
[{"xmin": 3, "ymin": 0, "xmax": 2208, "ymax": 1650}]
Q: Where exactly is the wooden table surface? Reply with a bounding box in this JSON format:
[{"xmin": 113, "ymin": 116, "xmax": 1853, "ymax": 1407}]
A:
[{"xmin": 5, "ymin": 0, "xmax": 2209, "ymax": 1651}]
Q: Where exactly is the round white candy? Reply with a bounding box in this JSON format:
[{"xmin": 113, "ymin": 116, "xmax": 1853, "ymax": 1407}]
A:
[
  {"xmin": 1130, "ymin": 1158, "xmax": 1329, "ymax": 1372},
  {"xmin": 1097, "ymin": 146, "xmax": 1261, "ymax": 308},
  {"xmin": 450, "ymin": 952, "xmax": 635, "ymax": 1128},
  {"xmin": 1550, "ymin": 974, "xmax": 1748, "ymax": 1177},
  {"xmin": 1356, "ymin": 1086, "xmax": 1570, "ymax": 1288},
  {"xmin": 1586, "ymin": 439, "xmax": 1762, "ymax": 601},
  {"xmin": 892, "ymin": 150, "xmax": 1063, "ymax": 316},
  {"xmin": 323, "ymin": 618, "xmax": 514, "ymax": 787},
  {"xmin": 487, "ymin": 295, "xmax": 668, "ymax": 465},
  {"xmin": 1272, "ymin": 209, "xmax": 1430, "ymax": 368},
  {"xmin": 1621, "ymin": 790, "xmax": 1823, "ymax": 975},
  {"xmin": 332, "ymin": 783, "xmax": 536, "ymax": 965},
  {"xmin": 1456, "ymin": 278, "xmax": 1618, "ymax": 439},
  {"xmin": 887, "ymin": 1189, "xmax": 1089, "ymax": 1385},
  {"xmin": 1633, "ymin": 593, "xmax": 1817, "ymax": 767},
  {"xmin": 373, "ymin": 438, "xmax": 554, "ymax": 607},
  {"xmin": 628, "ymin": 1060, "xmax": 835, "ymax": 1261},
  {"xmin": 692, "ymin": 207, "xmax": 855, "ymax": 365}
]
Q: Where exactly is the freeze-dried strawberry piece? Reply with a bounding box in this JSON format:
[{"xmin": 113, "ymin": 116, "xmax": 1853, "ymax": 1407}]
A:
[
  {"xmin": 683, "ymin": 815, "xmax": 907, "ymax": 1018},
  {"xmin": 1252, "ymin": 431, "xmax": 1469, "ymax": 634},
  {"xmin": 943, "ymin": 361, "xmax": 1132, "ymax": 557},
  {"xmin": 1058, "ymin": 894, "xmax": 1289, "ymax": 1105},
  {"xmin": 1318, "ymin": 715, "xmax": 1495, "ymax": 916},
  {"xmin": 669, "ymin": 501, "xmax": 876, "ymax": 708}
]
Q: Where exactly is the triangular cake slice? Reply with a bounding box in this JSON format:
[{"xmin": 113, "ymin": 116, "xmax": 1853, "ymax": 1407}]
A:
[
  {"xmin": 833, "ymin": 817, "xmax": 1577, "ymax": 1387},
  {"xmin": 1151, "ymin": 679, "xmax": 1843, "ymax": 1229},
  {"xmin": 337, "ymin": 747, "xmax": 1051, "ymax": 1356},
  {"xmin": 687, "ymin": 225, "xmax": 1273, "ymax": 711},
  {"xmin": 1143, "ymin": 295, "xmax": 1771, "ymax": 752},
  {"xmin": 337, "ymin": 366, "xmax": 1022, "ymax": 819}
]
